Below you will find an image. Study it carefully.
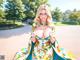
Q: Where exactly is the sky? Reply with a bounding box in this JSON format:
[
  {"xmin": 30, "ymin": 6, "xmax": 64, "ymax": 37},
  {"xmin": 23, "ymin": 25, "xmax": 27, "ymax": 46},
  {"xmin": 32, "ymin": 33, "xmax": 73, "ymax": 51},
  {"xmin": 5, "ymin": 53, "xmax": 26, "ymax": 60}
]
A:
[{"xmin": 48, "ymin": 0, "xmax": 80, "ymax": 12}]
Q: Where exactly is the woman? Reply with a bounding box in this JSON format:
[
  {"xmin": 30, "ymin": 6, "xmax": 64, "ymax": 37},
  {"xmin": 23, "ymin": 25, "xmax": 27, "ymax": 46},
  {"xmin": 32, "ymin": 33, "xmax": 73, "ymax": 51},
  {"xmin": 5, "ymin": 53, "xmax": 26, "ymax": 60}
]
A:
[{"xmin": 14, "ymin": 4, "xmax": 73, "ymax": 60}]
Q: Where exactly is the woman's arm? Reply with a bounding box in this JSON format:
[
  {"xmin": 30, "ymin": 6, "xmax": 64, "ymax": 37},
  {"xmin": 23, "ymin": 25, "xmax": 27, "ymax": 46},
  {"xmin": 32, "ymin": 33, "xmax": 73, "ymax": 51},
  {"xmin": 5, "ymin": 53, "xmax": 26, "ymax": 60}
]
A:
[
  {"xmin": 49, "ymin": 27, "xmax": 56, "ymax": 44},
  {"xmin": 50, "ymin": 34, "xmax": 56, "ymax": 44}
]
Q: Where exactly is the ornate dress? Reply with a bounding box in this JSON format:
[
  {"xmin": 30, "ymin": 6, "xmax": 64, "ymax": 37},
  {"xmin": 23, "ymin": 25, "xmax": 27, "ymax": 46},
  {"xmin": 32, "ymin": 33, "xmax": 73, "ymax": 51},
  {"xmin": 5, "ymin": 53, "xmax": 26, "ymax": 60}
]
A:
[
  {"xmin": 32, "ymin": 26, "xmax": 53, "ymax": 60},
  {"xmin": 14, "ymin": 26, "xmax": 74, "ymax": 60}
]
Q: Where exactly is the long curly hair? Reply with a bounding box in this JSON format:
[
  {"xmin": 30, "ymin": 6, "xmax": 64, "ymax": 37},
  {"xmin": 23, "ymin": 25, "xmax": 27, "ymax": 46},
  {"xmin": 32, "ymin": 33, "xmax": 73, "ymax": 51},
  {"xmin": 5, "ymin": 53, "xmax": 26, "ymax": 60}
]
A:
[{"xmin": 32, "ymin": 4, "xmax": 54, "ymax": 31}]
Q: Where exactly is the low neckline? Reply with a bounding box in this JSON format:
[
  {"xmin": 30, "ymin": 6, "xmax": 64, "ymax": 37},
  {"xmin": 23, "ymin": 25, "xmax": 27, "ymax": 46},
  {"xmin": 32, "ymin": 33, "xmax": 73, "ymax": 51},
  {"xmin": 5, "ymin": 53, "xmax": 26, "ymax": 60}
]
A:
[
  {"xmin": 35, "ymin": 35, "xmax": 50, "ymax": 40},
  {"xmin": 36, "ymin": 25, "xmax": 48, "ymax": 29}
]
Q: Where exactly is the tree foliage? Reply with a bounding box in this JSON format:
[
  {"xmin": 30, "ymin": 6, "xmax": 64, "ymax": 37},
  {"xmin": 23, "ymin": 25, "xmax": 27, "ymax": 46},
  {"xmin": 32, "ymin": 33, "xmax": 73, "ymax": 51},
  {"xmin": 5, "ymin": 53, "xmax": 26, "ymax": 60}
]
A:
[{"xmin": 52, "ymin": 7, "xmax": 63, "ymax": 21}]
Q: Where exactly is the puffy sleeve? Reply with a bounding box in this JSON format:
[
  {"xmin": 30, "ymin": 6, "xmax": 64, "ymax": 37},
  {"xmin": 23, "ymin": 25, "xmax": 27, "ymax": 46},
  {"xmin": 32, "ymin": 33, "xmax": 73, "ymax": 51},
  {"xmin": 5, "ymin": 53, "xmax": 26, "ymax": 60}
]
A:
[{"xmin": 13, "ymin": 33, "xmax": 32, "ymax": 60}]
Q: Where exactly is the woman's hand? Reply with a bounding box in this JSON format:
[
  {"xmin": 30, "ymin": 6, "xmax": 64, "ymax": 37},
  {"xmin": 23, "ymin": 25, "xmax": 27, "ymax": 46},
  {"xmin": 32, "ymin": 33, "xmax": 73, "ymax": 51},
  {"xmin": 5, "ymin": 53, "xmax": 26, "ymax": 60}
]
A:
[
  {"xmin": 31, "ymin": 37, "xmax": 36, "ymax": 43},
  {"xmin": 50, "ymin": 36, "xmax": 56, "ymax": 44}
]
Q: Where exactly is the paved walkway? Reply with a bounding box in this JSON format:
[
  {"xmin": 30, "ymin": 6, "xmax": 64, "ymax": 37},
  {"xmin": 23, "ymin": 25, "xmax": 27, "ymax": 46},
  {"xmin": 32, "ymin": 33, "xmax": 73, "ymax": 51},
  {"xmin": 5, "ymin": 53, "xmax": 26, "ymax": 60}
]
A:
[{"xmin": 0, "ymin": 25, "xmax": 80, "ymax": 60}]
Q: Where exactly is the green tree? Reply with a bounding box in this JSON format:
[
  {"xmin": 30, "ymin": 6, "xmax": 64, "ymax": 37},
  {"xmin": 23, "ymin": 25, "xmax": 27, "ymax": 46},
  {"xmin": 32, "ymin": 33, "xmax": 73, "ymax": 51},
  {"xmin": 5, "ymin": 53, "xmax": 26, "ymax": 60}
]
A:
[
  {"xmin": 13, "ymin": 0, "xmax": 26, "ymax": 20},
  {"xmin": 5, "ymin": 0, "xmax": 18, "ymax": 21},
  {"xmin": 0, "ymin": 0, "xmax": 5, "ymax": 20},
  {"xmin": 63, "ymin": 10, "xmax": 71, "ymax": 22},
  {"xmin": 5, "ymin": 0, "xmax": 48, "ymax": 24},
  {"xmin": 5, "ymin": 0, "xmax": 25, "ymax": 21},
  {"xmin": 0, "ymin": 8, "xmax": 5, "ymax": 20},
  {"xmin": 69, "ymin": 10, "xmax": 80, "ymax": 24},
  {"xmin": 52, "ymin": 7, "xmax": 63, "ymax": 22},
  {"xmin": 0, "ymin": 0, "xmax": 3, "ymax": 6},
  {"xmin": 22, "ymin": 0, "xmax": 48, "ymax": 19}
]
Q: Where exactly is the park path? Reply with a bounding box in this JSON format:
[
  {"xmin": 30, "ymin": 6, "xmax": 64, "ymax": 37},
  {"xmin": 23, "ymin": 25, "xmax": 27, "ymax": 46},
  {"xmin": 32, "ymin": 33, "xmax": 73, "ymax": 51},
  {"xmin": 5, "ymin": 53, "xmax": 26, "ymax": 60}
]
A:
[{"xmin": 0, "ymin": 25, "xmax": 80, "ymax": 60}]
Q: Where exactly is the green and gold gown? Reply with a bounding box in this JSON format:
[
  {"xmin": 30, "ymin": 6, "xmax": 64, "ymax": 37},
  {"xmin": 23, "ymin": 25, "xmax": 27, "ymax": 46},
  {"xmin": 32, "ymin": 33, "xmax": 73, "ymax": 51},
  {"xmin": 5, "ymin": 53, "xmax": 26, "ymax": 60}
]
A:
[{"xmin": 14, "ymin": 26, "xmax": 75, "ymax": 60}]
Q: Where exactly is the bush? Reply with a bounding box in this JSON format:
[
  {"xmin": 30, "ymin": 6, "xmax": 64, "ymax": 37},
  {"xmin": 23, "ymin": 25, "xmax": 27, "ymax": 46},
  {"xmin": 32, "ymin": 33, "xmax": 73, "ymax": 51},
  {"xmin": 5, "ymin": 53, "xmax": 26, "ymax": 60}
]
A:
[
  {"xmin": 0, "ymin": 20, "xmax": 24, "ymax": 30},
  {"xmin": 62, "ymin": 21, "xmax": 78, "ymax": 25}
]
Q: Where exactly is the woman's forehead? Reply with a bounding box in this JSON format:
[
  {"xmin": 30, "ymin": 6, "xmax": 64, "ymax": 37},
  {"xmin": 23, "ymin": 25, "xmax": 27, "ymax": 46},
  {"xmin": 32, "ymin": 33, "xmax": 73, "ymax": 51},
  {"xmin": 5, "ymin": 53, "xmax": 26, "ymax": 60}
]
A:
[{"xmin": 40, "ymin": 9, "xmax": 46, "ymax": 13}]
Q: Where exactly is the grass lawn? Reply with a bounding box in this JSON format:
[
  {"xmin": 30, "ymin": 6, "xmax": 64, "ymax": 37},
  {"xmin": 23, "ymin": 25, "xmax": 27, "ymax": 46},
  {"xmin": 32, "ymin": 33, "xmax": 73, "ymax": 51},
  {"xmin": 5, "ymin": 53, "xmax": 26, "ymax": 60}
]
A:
[{"xmin": 54, "ymin": 22, "xmax": 80, "ymax": 26}]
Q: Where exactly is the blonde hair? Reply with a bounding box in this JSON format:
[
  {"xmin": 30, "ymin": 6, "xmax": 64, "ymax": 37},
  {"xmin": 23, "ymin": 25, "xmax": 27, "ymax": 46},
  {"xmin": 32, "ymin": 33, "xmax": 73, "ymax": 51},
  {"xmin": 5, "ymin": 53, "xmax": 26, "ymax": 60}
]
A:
[{"xmin": 32, "ymin": 4, "xmax": 54, "ymax": 31}]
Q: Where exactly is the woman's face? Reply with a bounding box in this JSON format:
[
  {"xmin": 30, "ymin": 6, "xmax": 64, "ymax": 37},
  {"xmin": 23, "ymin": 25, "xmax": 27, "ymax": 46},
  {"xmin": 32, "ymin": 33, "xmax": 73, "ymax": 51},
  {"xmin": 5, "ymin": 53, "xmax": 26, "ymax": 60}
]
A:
[{"xmin": 39, "ymin": 9, "xmax": 48, "ymax": 23}]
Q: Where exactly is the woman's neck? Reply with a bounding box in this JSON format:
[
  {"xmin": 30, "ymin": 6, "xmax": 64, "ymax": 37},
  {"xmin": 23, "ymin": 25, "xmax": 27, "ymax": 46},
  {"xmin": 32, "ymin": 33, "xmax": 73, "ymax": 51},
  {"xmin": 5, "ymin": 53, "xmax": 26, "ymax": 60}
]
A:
[{"xmin": 41, "ymin": 22, "xmax": 46, "ymax": 26}]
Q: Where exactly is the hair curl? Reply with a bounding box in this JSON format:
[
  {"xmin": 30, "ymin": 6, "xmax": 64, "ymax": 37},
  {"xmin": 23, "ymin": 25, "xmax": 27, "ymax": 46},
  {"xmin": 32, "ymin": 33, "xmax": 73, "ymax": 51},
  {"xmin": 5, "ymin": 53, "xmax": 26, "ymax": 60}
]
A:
[{"xmin": 32, "ymin": 4, "xmax": 55, "ymax": 31}]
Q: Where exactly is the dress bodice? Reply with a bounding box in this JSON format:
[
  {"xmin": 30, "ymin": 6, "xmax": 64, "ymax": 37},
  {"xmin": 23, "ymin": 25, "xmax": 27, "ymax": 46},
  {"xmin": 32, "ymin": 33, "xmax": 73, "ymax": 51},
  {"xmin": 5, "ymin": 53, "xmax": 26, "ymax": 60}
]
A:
[
  {"xmin": 33, "ymin": 26, "xmax": 52, "ymax": 39},
  {"xmin": 31, "ymin": 26, "xmax": 54, "ymax": 60}
]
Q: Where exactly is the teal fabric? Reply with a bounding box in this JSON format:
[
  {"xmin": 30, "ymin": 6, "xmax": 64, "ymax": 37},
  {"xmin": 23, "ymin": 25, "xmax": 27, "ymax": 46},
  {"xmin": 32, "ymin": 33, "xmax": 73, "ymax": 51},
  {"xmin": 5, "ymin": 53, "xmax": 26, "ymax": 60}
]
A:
[
  {"xmin": 26, "ymin": 42, "xmax": 35, "ymax": 60},
  {"xmin": 53, "ymin": 48, "xmax": 70, "ymax": 60},
  {"xmin": 26, "ymin": 41, "xmax": 71, "ymax": 60},
  {"xmin": 52, "ymin": 42, "xmax": 71, "ymax": 60}
]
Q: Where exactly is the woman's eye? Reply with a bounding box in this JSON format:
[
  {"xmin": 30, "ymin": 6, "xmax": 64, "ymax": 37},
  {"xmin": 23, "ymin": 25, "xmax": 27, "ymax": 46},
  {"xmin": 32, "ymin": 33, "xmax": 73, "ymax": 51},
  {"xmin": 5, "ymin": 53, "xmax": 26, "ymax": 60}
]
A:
[
  {"xmin": 40, "ymin": 13, "xmax": 47, "ymax": 15},
  {"xmin": 40, "ymin": 13, "xmax": 43, "ymax": 15}
]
